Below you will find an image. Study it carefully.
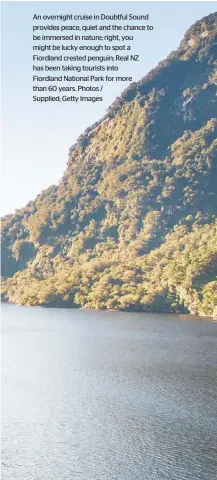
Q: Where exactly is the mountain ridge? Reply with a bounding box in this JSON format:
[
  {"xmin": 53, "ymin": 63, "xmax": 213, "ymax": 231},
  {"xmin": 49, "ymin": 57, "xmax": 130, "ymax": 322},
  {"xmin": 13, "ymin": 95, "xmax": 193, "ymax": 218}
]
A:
[{"xmin": 1, "ymin": 12, "xmax": 217, "ymax": 316}]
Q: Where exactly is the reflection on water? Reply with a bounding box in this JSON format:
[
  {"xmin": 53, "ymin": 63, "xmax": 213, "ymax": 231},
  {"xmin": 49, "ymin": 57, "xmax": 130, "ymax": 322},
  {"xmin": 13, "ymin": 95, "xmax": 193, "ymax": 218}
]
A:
[{"xmin": 2, "ymin": 304, "xmax": 217, "ymax": 480}]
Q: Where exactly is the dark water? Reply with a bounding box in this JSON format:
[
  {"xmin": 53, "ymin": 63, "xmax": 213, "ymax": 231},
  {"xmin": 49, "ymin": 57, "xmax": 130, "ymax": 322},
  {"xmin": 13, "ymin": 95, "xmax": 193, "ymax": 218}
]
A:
[{"xmin": 1, "ymin": 304, "xmax": 217, "ymax": 480}]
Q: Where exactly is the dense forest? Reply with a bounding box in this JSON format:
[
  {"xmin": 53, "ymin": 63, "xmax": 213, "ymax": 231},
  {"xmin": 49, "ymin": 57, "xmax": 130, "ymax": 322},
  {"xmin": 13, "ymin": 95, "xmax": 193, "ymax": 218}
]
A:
[{"xmin": 1, "ymin": 13, "xmax": 217, "ymax": 316}]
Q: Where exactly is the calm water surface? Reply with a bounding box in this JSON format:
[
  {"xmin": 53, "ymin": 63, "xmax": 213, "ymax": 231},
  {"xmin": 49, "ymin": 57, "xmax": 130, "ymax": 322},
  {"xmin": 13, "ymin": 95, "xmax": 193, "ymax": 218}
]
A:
[{"xmin": 2, "ymin": 304, "xmax": 217, "ymax": 480}]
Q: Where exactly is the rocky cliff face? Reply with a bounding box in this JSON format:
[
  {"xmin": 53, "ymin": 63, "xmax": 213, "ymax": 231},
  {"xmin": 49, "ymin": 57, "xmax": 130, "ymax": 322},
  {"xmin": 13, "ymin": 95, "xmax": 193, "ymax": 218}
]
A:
[{"xmin": 1, "ymin": 13, "xmax": 217, "ymax": 315}]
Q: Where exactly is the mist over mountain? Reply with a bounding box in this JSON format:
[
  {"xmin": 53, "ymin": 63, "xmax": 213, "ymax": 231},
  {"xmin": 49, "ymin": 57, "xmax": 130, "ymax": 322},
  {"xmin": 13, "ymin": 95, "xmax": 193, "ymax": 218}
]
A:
[{"xmin": 1, "ymin": 13, "xmax": 217, "ymax": 316}]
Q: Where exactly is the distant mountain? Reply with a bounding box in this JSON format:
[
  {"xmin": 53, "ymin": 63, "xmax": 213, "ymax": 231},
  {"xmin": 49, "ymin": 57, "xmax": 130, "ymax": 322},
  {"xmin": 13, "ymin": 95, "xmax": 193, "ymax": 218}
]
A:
[{"xmin": 1, "ymin": 13, "xmax": 217, "ymax": 316}]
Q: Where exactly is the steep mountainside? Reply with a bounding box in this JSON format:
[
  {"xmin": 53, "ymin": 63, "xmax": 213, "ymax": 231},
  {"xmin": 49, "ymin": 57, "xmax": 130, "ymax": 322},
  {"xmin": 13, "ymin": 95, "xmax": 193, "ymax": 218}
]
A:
[{"xmin": 1, "ymin": 13, "xmax": 217, "ymax": 315}]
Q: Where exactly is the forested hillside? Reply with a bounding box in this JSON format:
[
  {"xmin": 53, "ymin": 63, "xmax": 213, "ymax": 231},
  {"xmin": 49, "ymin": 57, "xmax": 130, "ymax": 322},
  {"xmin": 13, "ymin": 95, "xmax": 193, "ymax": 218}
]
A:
[{"xmin": 1, "ymin": 13, "xmax": 217, "ymax": 316}]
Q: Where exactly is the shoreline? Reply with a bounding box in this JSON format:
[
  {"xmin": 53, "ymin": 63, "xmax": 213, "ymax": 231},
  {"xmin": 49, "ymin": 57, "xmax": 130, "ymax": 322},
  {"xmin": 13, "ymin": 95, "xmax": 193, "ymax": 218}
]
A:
[{"xmin": 1, "ymin": 299, "xmax": 215, "ymax": 321}]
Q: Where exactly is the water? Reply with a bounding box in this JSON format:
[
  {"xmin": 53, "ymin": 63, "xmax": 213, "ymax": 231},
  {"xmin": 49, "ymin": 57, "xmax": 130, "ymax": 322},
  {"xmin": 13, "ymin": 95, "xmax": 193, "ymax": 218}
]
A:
[{"xmin": 1, "ymin": 303, "xmax": 217, "ymax": 480}]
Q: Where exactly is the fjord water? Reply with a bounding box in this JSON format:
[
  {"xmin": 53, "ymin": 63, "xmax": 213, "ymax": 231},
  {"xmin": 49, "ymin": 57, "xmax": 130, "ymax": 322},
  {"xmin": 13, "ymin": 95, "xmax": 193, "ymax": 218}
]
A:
[{"xmin": 2, "ymin": 304, "xmax": 217, "ymax": 480}]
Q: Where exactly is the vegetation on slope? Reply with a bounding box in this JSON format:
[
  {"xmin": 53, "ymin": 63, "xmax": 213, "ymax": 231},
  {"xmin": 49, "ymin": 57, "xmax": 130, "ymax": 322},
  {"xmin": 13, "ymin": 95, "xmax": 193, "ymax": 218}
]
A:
[{"xmin": 1, "ymin": 13, "xmax": 217, "ymax": 316}]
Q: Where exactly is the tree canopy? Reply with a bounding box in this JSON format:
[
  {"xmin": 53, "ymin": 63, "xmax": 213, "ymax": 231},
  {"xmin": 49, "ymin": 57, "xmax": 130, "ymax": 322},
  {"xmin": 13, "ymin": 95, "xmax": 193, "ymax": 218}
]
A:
[{"xmin": 1, "ymin": 13, "xmax": 217, "ymax": 317}]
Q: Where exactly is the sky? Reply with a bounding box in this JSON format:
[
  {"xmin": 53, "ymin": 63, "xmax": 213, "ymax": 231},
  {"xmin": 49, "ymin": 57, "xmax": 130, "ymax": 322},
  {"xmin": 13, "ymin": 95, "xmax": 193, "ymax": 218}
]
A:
[{"xmin": 1, "ymin": 1, "xmax": 216, "ymax": 216}]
